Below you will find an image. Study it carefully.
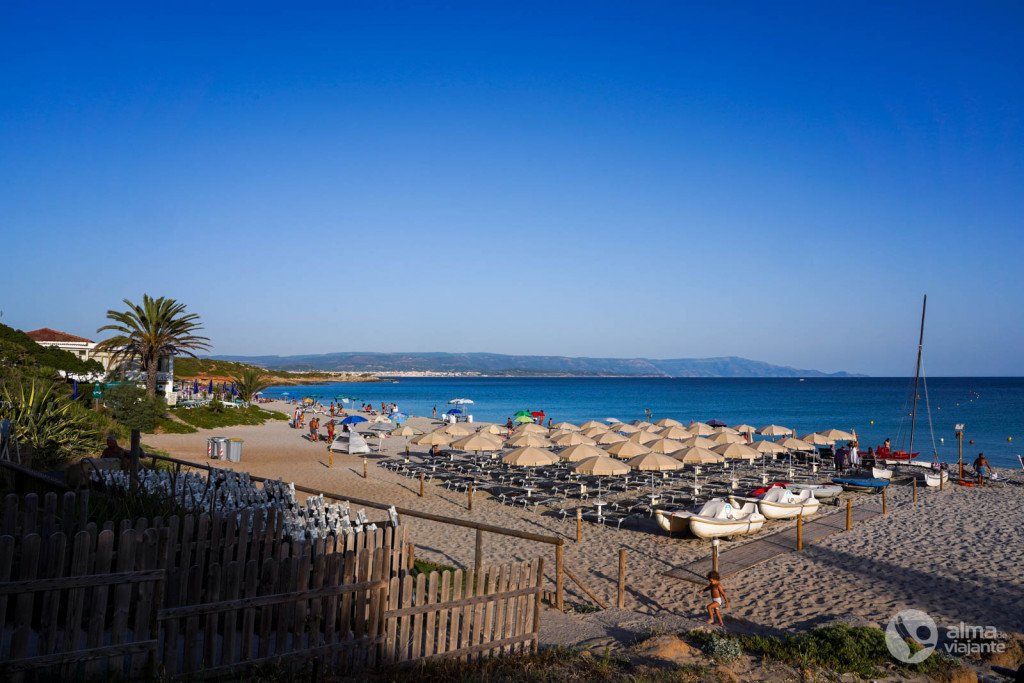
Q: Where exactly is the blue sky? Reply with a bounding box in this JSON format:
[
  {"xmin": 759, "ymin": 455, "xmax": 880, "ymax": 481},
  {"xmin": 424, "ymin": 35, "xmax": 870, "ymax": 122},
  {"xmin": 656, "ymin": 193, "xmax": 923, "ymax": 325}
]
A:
[{"xmin": 1, "ymin": 2, "xmax": 1022, "ymax": 376}]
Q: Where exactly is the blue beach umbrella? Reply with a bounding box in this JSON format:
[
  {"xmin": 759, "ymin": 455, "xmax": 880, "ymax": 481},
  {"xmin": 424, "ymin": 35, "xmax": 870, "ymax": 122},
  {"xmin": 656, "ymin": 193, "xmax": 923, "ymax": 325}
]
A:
[
  {"xmin": 340, "ymin": 415, "xmax": 368, "ymax": 425},
  {"xmin": 72, "ymin": 380, "xmax": 78, "ymax": 400},
  {"xmin": 207, "ymin": 380, "xmax": 214, "ymax": 393},
  {"xmin": 231, "ymin": 383, "xmax": 237, "ymax": 396},
  {"xmin": 193, "ymin": 379, "xmax": 200, "ymax": 394},
  {"xmin": 447, "ymin": 408, "xmax": 463, "ymax": 415},
  {"xmin": 390, "ymin": 412, "xmax": 407, "ymax": 424}
]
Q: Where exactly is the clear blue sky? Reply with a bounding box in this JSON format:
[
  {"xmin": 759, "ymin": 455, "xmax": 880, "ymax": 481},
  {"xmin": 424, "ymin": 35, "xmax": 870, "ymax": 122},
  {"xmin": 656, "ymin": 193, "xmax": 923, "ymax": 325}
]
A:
[{"xmin": 2, "ymin": 2, "xmax": 1022, "ymax": 376}]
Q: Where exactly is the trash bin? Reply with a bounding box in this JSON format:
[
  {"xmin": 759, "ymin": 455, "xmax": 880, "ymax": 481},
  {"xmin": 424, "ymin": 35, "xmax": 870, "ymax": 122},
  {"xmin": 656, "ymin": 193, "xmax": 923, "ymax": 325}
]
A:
[
  {"xmin": 225, "ymin": 438, "xmax": 243, "ymax": 462},
  {"xmin": 208, "ymin": 436, "xmax": 228, "ymax": 459},
  {"xmin": 467, "ymin": 414, "xmax": 473, "ymax": 423}
]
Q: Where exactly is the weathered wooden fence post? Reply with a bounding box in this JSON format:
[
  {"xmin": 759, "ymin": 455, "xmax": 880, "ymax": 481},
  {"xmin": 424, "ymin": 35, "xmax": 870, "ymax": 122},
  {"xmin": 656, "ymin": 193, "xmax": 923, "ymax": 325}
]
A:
[{"xmin": 617, "ymin": 549, "xmax": 627, "ymax": 609}]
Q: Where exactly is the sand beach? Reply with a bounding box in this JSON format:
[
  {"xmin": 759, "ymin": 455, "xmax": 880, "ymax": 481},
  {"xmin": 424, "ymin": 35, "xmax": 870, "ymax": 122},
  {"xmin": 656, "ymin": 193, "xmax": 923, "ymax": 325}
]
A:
[{"xmin": 144, "ymin": 401, "xmax": 1024, "ymax": 649}]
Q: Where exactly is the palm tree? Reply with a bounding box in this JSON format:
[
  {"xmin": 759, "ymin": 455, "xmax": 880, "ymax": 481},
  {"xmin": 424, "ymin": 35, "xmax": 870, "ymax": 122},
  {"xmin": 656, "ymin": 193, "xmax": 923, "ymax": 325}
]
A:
[
  {"xmin": 231, "ymin": 367, "xmax": 272, "ymax": 404},
  {"xmin": 97, "ymin": 295, "xmax": 210, "ymax": 396}
]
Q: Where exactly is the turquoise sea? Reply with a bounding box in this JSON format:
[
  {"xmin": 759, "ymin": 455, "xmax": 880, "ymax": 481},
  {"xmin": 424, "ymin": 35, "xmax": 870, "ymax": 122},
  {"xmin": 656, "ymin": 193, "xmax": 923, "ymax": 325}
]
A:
[{"xmin": 262, "ymin": 377, "xmax": 1024, "ymax": 468}]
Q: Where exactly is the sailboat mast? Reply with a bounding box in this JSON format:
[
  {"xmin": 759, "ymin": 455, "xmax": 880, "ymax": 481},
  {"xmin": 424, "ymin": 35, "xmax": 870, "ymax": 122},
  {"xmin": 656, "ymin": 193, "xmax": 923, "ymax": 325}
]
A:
[{"xmin": 909, "ymin": 294, "xmax": 927, "ymax": 453}]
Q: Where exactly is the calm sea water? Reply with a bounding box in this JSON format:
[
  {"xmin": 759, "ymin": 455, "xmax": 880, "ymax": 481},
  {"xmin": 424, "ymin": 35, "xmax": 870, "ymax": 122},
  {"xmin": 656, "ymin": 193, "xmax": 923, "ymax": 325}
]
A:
[{"xmin": 262, "ymin": 377, "xmax": 1024, "ymax": 468}]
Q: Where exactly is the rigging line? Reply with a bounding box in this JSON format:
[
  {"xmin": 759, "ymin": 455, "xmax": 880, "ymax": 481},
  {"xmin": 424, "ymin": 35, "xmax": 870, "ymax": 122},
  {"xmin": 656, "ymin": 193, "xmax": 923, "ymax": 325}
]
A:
[{"xmin": 921, "ymin": 357, "xmax": 939, "ymax": 460}]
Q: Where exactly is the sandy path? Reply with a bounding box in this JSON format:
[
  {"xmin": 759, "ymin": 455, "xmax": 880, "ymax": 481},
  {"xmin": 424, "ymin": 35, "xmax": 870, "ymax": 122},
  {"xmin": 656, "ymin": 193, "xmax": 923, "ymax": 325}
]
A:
[{"xmin": 144, "ymin": 401, "xmax": 1024, "ymax": 639}]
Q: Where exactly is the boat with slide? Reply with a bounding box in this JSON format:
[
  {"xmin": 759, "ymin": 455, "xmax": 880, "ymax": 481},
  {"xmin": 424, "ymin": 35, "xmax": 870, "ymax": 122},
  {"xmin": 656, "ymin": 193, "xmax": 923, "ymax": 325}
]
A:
[
  {"xmin": 729, "ymin": 487, "xmax": 820, "ymax": 519},
  {"xmin": 655, "ymin": 499, "xmax": 766, "ymax": 539}
]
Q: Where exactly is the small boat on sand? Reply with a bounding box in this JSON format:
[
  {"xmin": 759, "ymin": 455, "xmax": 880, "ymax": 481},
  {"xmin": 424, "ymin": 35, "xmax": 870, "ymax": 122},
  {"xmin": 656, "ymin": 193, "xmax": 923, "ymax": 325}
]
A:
[
  {"xmin": 872, "ymin": 466, "xmax": 894, "ymax": 479},
  {"xmin": 785, "ymin": 483, "xmax": 842, "ymax": 501},
  {"xmin": 729, "ymin": 487, "xmax": 820, "ymax": 519},
  {"xmin": 655, "ymin": 499, "xmax": 766, "ymax": 539},
  {"xmin": 832, "ymin": 476, "xmax": 890, "ymax": 492},
  {"xmin": 925, "ymin": 470, "xmax": 949, "ymax": 487}
]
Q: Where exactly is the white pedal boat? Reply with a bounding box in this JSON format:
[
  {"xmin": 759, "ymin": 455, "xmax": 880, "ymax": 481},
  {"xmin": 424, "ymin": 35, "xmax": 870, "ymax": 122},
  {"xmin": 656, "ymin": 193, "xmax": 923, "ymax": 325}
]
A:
[
  {"xmin": 730, "ymin": 487, "xmax": 820, "ymax": 519},
  {"xmin": 786, "ymin": 483, "xmax": 842, "ymax": 501},
  {"xmin": 655, "ymin": 498, "xmax": 766, "ymax": 539},
  {"xmin": 872, "ymin": 466, "xmax": 894, "ymax": 479},
  {"xmin": 924, "ymin": 470, "xmax": 949, "ymax": 487}
]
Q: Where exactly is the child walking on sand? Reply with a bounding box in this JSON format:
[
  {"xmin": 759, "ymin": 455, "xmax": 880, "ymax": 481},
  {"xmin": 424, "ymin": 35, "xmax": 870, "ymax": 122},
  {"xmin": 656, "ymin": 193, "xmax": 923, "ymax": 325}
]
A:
[{"xmin": 703, "ymin": 571, "xmax": 730, "ymax": 626}]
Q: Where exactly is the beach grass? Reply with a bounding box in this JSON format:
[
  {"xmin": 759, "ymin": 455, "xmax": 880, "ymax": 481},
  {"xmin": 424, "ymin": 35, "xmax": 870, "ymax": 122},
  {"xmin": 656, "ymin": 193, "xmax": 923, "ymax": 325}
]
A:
[{"xmin": 172, "ymin": 404, "xmax": 288, "ymax": 430}]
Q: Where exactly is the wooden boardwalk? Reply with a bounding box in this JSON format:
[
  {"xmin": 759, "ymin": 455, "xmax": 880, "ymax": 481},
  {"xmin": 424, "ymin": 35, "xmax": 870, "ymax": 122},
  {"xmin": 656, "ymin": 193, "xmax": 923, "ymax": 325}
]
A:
[{"xmin": 664, "ymin": 502, "xmax": 883, "ymax": 584}]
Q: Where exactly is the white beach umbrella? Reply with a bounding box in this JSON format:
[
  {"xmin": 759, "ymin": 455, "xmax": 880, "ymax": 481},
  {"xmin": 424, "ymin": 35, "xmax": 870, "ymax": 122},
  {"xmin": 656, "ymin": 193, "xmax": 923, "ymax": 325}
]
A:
[
  {"xmin": 558, "ymin": 443, "xmax": 609, "ymax": 462},
  {"xmin": 626, "ymin": 452, "xmax": 683, "ymax": 471},
  {"xmin": 605, "ymin": 440, "xmax": 651, "ymax": 459},
  {"xmin": 574, "ymin": 455, "xmax": 629, "ymax": 476},
  {"xmin": 503, "ymin": 446, "xmax": 559, "ymax": 467}
]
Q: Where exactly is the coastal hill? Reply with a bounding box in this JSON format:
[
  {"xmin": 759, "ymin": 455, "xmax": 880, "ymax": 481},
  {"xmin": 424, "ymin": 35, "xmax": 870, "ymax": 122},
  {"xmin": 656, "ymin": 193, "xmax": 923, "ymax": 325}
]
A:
[{"xmin": 213, "ymin": 352, "xmax": 861, "ymax": 378}]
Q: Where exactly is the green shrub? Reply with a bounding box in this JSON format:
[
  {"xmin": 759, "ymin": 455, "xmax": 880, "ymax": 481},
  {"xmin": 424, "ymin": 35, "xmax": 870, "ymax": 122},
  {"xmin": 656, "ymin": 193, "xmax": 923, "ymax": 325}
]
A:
[
  {"xmin": 173, "ymin": 405, "xmax": 284, "ymax": 430},
  {"xmin": 151, "ymin": 416, "xmax": 198, "ymax": 434},
  {"xmin": 0, "ymin": 376, "xmax": 102, "ymax": 468},
  {"xmin": 103, "ymin": 383, "xmax": 165, "ymax": 432}
]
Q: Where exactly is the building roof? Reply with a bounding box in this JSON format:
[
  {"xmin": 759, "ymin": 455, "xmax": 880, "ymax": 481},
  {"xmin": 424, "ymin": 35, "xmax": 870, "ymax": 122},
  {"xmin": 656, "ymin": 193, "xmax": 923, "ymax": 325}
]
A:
[{"xmin": 25, "ymin": 328, "xmax": 95, "ymax": 344}]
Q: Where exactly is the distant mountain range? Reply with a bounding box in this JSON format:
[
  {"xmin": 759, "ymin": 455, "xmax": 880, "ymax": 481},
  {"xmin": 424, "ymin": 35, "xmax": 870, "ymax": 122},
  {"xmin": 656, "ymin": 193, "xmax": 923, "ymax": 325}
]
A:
[{"xmin": 213, "ymin": 351, "xmax": 862, "ymax": 378}]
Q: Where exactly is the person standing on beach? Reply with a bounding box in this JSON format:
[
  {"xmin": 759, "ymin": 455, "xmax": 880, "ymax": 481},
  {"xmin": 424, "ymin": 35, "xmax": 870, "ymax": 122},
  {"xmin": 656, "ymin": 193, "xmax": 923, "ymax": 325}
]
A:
[
  {"xmin": 703, "ymin": 571, "xmax": 730, "ymax": 626},
  {"xmin": 310, "ymin": 416, "xmax": 319, "ymax": 443},
  {"xmin": 432, "ymin": 405, "xmax": 437, "ymax": 418},
  {"xmin": 506, "ymin": 417, "xmax": 514, "ymax": 431},
  {"xmin": 326, "ymin": 419, "xmax": 335, "ymax": 448},
  {"xmin": 973, "ymin": 453, "xmax": 990, "ymax": 485}
]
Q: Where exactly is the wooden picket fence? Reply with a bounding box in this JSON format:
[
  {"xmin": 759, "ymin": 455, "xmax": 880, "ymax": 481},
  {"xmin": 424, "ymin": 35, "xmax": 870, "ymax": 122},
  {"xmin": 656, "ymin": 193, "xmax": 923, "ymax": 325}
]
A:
[{"xmin": 0, "ymin": 491, "xmax": 543, "ymax": 678}]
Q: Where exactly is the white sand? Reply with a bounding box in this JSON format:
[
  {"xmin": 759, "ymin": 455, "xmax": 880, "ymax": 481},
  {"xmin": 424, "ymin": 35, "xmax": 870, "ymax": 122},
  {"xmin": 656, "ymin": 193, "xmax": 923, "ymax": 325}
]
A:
[{"xmin": 144, "ymin": 401, "xmax": 1024, "ymax": 642}]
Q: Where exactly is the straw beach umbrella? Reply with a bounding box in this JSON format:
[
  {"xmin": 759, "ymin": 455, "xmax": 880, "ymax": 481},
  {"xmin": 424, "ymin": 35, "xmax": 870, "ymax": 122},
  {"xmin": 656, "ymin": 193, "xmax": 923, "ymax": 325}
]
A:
[
  {"xmin": 680, "ymin": 435, "xmax": 718, "ymax": 450},
  {"xmin": 801, "ymin": 433, "xmax": 835, "ymax": 446},
  {"xmin": 480, "ymin": 424, "xmax": 508, "ymax": 436},
  {"xmin": 778, "ymin": 437, "xmax": 815, "ymax": 451},
  {"xmin": 658, "ymin": 426, "xmax": 693, "ymax": 440},
  {"xmin": 552, "ymin": 432, "xmax": 595, "ymax": 447},
  {"xmin": 631, "ymin": 420, "xmax": 653, "ymax": 429},
  {"xmin": 605, "ymin": 440, "xmax": 650, "ymax": 459},
  {"xmin": 593, "ymin": 431, "xmax": 628, "ymax": 445},
  {"xmin": 450, "ymin": 433, "xmax": 503, "ymax": 453},
  {"xmin": 443, "ymin": 423, "xmax": 474, "ymax": 437},
  {"xmin": 674, "ymin": 447, "xmax": 725, "ymax": 465},
  {"xmin": 713, "ymin": 443, "xmax": 760, "ymax": 461},
  {"xmin": 628, "ymin": 430, "xmax": 660, "ymax": 445},
  {"xmin": 733, "ymin": 424, "xmax": 757, "ymax": 435},
  {"xmin": 609, "ymin": 422, "xmax": 639, "ymax": 434},
  {"xmin": 710, "ymin": 431, "xmax": 746, "ymax": 445},
  {"xmin": 582, "ymin": 426, "xmax": 609, "ymax": 438},
  {"xmin": 648, "ymin": 438, "xmax": 685, "ymax": 454},
  {"xmin": 413, "ymin": 431, "xmax": 453, "ymax": 447},
  {"xmin": 654, "ymin": 418, "xmax": 683, "ymax": 427},
  {"xmin": 750, "ymin": 440, "xmax": 788, "ymax": 456},
  {"xmin": 506, "ymin": 433, "xmax": 552, "ymax": 448},
  {"xmin": 513, "ymin": 423, "xmax": 548, "ymax": 435},
  {"xmin": 626, "ymin": 452, "xmax": 682, "ymax": 472},
  {"xmin": 552, "ymin": 422, "xmax": 580, "ymax": 431},
  {"xmin": 687, "ymin": 421, "xmax": 715, "ymax": 436},
  {"xmin": 580, "ymin": 420, "xmax": 606, "ymax": 430},
  {"xmin": 758, "ymin": 424, "xmax": 793, "ymax": 437},
  {"xmin": 817, "ymin": 428, "xmax": 856, "ymax": 442},
  {"xmin": 559, "ymin": 443, "xmax": 608, "ymax": 462},
  {"xmin": 574, "ymin": 455, "xmax": 629, "ymax": 476},
  {"xmin": 503, "ymin": 447, "xmax": 558, "ymax": 467},
  {"xmin": 392, "ymin": 424, "xmax": 423, "ymax": 437}
]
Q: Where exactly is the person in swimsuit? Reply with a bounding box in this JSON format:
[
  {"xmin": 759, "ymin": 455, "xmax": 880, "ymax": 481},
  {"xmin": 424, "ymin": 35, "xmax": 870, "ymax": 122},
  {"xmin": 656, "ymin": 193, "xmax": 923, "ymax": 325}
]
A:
[
  {"xmin": 973, "ymin": 453, "xmax": 990, "ymax": 486},
  {"xmin": 703, "ymin": 571, "xmax": 730, "ymax": 626}
]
